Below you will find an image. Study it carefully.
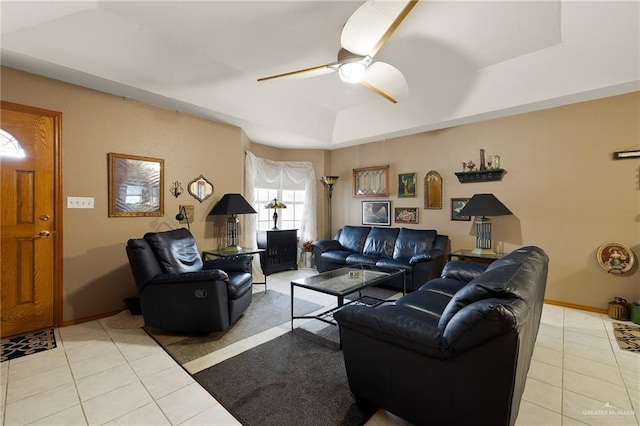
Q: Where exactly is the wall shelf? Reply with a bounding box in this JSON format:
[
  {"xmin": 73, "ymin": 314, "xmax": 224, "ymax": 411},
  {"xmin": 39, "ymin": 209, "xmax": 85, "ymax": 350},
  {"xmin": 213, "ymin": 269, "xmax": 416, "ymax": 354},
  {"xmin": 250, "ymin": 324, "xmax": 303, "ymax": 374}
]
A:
[{"xmin": 455, "ymin": 169, "xmax": 506, "ymax": 183}]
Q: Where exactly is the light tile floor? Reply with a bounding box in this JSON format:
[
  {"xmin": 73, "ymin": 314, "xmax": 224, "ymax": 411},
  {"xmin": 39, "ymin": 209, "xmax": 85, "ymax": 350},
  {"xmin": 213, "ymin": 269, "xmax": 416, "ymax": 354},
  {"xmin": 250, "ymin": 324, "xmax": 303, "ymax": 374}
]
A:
[{"xmin": 1, "ymin": 269, "xmax": 639, "ymax": 425}]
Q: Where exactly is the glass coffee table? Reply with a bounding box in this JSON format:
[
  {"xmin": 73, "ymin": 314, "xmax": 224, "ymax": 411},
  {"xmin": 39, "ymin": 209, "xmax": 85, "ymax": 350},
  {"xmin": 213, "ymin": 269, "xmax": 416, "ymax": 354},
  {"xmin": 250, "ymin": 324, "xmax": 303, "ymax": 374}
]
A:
[{"xmin": 290, "ymin": 264, "xmax": 405, "ymax": 331}]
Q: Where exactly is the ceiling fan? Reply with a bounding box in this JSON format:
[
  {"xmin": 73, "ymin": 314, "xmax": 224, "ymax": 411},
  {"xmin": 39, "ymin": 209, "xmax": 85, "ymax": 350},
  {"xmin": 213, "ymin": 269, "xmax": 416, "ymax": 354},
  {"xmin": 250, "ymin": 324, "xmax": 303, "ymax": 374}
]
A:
[{"xmin": 257, "ymin": 0, "xmax": 418, "ymax": 104}]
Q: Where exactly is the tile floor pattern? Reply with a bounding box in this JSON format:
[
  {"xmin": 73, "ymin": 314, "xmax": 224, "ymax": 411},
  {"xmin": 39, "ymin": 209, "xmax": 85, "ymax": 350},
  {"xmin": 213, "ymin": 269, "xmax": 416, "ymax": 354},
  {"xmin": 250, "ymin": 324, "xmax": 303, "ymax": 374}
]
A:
[{"xmin": 1, "ymin": 268, "xmax": 639, "ymax": 425}]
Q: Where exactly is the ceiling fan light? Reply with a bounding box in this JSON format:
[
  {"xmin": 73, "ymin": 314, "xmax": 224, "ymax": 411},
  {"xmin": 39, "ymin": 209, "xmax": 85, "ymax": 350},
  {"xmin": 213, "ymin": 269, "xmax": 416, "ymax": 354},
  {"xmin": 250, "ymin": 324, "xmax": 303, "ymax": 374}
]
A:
[{"xmin": 338, "ymin": 62, "xmax": 366, "ymax": 83}]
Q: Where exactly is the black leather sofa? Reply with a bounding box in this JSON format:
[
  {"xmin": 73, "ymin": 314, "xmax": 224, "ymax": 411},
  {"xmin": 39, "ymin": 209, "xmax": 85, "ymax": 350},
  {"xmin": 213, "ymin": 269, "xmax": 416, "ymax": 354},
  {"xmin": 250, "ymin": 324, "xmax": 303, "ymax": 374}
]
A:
[
  {"xmin": 313, "ymin": 226, "xmax": 448, "ymax": 292},
  {"xmin": 126, "ymin": 228, "xmax": 253, "ymax": 333},
  {"xmin": 334, "ymin": 246, "xmax": 549, "ymax": 426}
]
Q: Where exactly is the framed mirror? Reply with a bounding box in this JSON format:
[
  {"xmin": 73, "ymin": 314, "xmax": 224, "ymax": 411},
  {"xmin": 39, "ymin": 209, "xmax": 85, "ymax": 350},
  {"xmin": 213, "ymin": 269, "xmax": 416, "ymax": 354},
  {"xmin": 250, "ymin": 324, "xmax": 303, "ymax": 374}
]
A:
[
  {"xmin": 188, "ymin": 174, "xmax": 214, "ymax": 203},
  {"xmin": 108, "ymin": 153, "xmax": 164, "ymax": 217},
  {"xmin": 424, "ymin": 170, "xmax": 443, "ymax": 209},
  {"xmin": 353, "ymin": 165, "xmax": 389, "ymax": 197}
]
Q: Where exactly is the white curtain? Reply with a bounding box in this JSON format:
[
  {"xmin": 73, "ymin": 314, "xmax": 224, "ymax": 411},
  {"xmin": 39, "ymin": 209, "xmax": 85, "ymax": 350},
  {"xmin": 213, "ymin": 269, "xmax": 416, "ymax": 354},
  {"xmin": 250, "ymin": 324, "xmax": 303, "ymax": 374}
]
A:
[{"xmin": 244, "ymin": 151, "xmax": 317, "ymax": 263}]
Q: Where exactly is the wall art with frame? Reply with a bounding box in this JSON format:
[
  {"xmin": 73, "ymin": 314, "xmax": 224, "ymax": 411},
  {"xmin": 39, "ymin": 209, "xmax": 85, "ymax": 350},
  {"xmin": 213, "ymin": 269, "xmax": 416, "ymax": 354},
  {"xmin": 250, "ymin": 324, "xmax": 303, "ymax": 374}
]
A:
[
  {"xmin": 108, "ymin": 152, "xmax": 164, "ymax": 217},
  {"xmin": 362, "ymin": 201, "xmax": 391, "ymax": 226},
  {"xmin": 394, "ymin": 207, "xmax": 418, "ymax": 224},
  {"xmin": 451, "ymin": 197, "xmax": 471, "ymax": 221},
  {"xmin": 397, "ymin": 172, "xmax": 417, "ymax": 198}
]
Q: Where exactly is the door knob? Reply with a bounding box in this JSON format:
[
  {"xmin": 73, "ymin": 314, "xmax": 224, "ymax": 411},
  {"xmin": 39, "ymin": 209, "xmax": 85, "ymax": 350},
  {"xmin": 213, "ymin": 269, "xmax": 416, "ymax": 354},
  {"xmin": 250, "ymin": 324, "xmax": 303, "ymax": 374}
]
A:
[{"xmin": 36, "ymin": 230, "xmax": 51, "ymax": 238}]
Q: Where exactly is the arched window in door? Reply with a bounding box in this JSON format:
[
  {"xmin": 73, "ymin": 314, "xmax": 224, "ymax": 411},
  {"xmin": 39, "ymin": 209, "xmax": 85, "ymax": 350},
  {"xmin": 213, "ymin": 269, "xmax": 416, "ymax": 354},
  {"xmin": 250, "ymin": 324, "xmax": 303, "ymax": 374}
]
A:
[{"xmin": 0, "ymin": 129, "xmax": 26, "ymax": 158}]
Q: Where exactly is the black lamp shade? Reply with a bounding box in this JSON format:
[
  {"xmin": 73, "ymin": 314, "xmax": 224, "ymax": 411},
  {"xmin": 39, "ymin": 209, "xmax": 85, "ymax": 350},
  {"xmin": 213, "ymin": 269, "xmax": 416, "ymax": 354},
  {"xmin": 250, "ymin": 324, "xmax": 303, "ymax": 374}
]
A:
[
  {"xmin": 459, "ymin": 193, "xmax": 512, "ymax": 217},
  {"xmin": 208, "ymin": 193, "xmax": 257, "ymax": 216}
]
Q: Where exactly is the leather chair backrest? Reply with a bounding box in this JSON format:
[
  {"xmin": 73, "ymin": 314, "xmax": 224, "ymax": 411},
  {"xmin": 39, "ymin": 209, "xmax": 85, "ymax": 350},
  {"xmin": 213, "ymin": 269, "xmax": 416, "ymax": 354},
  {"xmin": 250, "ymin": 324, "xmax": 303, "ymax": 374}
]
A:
[
  {"xmin": 337, "ymin": 226, "xmax": 371, "ymax": 253},
  {"xmin": 363, "ymin": 227, "xmax": 399, "ymax": 257},
  {"xmin": 126, "ymin": 238, "xmax": 164, "ymax": 291},
  {"xmin": 144, "ymin": 228, "xmax": 203, "ymax": 274},
  {"xmin": 393, "ymin": 228, "xmax": 437, "ymax": 259}
]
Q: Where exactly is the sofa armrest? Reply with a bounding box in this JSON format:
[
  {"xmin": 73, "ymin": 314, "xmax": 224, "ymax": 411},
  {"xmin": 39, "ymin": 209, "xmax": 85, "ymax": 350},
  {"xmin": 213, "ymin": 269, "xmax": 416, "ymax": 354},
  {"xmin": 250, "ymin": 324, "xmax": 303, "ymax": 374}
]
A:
[
  {"xmin": 312, "ymin": 239, "xmax": 342, "ymax": 253},
  {"xmin": 441, "ymin": 260, "xmax": 488, "ymax": 282},
  {"xmin": 203, "ymin": 255, "xmax": 253, "ymax": 273},
  {"xmin": 148, "ymin": 269, "xmax": 229, "ymax": 286}
]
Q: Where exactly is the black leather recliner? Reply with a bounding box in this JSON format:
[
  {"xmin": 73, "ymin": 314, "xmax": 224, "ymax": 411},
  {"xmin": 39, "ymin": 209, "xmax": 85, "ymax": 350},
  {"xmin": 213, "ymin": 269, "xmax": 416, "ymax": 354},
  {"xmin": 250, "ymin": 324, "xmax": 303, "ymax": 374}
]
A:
[
  {"xmin": 334, "ymin": 246, "xmax": 549, "ymax": 426},
  {"xmin": 126, "ymin": 228, "xmax": 253, "ymax": 333}
]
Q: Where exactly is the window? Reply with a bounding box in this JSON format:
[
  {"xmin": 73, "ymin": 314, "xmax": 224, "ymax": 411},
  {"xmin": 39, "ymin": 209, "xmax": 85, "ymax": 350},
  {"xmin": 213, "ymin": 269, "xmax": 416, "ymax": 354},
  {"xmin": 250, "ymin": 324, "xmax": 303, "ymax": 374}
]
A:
[
  {"xmin": 254, "ymin": 188, "xmax": 306, "ymax": 233},
  {"xmin": 0, "ymin": 129, "xmax": 26, "ymax": 159}
]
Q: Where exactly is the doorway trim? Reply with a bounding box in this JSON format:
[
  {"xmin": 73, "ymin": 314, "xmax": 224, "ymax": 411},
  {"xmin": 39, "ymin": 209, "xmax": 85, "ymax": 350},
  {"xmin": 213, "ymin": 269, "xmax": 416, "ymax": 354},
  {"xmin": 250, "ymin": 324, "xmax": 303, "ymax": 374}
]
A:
[{"xmin": 1, "ymin": 100, "xmax": 63, "ymax": 327}]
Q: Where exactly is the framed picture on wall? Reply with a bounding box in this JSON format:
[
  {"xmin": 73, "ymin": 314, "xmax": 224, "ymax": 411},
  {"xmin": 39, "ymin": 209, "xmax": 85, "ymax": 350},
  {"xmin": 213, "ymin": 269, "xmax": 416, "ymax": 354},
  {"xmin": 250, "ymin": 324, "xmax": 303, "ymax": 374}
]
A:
[
  {"xmin": 362, "ymin": 201, "xmax": 391, "ymax": 226},
  {"xmin": 451, "ymin": 198, "xmax": 471, "ymax": 221},
  {"xmin": 394, "ymin": 207, "xmax": 418, "ymax": 224},
  {"xmin": 398, "ymin": 172, "xmax": 417, "ymax": 198}
]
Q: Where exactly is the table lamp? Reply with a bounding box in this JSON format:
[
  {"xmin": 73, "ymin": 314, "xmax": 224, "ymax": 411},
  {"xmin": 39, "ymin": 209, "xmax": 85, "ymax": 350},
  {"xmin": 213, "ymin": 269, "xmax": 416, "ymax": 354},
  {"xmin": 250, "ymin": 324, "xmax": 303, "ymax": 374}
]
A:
[
  {"xmin": 458, "ymin": 193, "xmax": 512, "ymax": 255},
  {"xmin": 208, "ymin": 193, "xmax": 257, "ymax": 253},
  {"xmin": 265, "ymin": 198, "xmax": 287, "ymax": 230}
]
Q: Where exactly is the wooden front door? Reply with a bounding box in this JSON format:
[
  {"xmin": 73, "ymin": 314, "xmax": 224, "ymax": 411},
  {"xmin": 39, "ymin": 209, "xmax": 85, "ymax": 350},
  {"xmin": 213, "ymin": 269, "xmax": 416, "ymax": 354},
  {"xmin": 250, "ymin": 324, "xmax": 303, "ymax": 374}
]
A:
[{"xmin": 1, "ymin": 101, "xmax": 61, "ymax": 338}]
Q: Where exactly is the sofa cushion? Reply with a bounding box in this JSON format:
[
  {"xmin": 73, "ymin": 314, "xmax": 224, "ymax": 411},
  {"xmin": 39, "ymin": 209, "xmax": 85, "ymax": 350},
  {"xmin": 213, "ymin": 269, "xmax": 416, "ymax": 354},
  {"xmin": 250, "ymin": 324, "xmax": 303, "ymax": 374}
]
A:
[
  {"xmin": 144, "ymin": 228, "xmax": 203, "ymax": 274},
  {"xmin": 346, "ymin": 253, "xmax": 380, "ymax": 266},
  {"xmin": 321, "ymin": 250, "xmax": 354, "ymax": 265},
  {"xmin": 393, "ymin": 228, "xmax": 437, "ymax": 260},
  {"xmin": 375, "ymin": 257, "xmax": 412, "ymax": 273},
  {"xmin": 363, "ymin": 227, "xmax": 399, "ymax": 257},
  {"xmin": 337, "ymin": 226, "xmax": 371, "ymax": 253}
]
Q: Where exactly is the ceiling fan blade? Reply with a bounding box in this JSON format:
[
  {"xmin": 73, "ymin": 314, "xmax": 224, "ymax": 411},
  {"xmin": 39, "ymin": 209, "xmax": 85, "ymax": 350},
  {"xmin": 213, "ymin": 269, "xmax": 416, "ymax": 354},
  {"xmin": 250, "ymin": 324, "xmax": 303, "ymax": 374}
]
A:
[
  {"xmin": 360, "ymin": 62, "xmax": 408, "ymax": 104},
  {"xmin": 257, "ymin": 63, "xmax": 335, "ymax": 82},
  {"xmin": 342, "ymin": 0, "xmax": 418, "ymax": 58}
]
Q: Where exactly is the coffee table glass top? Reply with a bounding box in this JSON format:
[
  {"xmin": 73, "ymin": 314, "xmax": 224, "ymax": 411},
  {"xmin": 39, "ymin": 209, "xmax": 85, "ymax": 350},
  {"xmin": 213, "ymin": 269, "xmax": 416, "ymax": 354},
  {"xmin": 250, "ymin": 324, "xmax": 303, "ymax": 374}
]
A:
[{"xmin": 291, "ymin": 265, "xmax": 403, "ymax": 296}]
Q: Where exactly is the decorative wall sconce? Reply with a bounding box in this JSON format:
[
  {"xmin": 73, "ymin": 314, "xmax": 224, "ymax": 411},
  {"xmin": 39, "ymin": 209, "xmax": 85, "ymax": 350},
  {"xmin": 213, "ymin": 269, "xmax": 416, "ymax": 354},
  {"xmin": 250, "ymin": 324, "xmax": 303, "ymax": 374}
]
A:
[{"xmin": 170, "ymin": 181, "xmax": 183, "ymax": 198}]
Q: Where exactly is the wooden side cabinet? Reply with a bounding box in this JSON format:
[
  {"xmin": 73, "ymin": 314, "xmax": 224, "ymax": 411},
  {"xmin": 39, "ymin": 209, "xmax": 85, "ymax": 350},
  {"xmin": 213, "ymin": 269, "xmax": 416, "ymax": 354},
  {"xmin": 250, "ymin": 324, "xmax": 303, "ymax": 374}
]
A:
[{"xmin": 256, "ymin": 229, "xmax": 298, "ymax": 275}]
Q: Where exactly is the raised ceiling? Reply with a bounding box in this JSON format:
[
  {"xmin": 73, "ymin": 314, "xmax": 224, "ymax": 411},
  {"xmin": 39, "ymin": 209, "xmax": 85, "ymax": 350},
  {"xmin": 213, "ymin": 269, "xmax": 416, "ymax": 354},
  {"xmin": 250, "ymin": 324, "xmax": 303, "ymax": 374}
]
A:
[{"xmin": 1, "ymin": 1, "xmax": 638, "ymax": 150}]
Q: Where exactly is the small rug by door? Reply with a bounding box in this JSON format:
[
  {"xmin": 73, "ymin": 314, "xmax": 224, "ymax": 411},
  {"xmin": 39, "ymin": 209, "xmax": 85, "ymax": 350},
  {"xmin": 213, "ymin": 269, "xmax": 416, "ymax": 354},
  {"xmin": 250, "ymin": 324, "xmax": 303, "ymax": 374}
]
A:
[
  {"xmin": 145, "ymin": 290, "xmax": 323, "ymax": 365},
  {"xmin": 193, "ymin": 331, "xmax": 376, "ymax": 426},
  {"xmin": 1, "ymin": 328, "xmax": 56, "ymax": 362},
  {"xmin": 612, "ymin": 322, "xmax": 640, "ymax": 353}
]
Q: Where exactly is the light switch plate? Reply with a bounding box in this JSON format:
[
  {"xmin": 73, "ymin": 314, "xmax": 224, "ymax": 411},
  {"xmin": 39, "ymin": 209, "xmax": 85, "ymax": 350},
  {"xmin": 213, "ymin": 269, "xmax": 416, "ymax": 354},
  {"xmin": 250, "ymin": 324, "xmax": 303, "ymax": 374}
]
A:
[{"xmin": 67, "ymin": 197, "xmax": 94, "ymax": 209}]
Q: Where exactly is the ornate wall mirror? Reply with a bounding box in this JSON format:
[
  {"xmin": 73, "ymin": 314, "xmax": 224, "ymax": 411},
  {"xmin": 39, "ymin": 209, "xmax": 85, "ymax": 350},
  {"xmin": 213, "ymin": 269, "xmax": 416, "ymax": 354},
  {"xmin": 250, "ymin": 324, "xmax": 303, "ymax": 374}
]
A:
[
  {"xmin": 108, "ymin": 152, "xmax": 164, "ymax": 217},
  {"xmin": 424, "ymin": 170, "xmax": 443, "ymax": 209},
  {"xmin": 188, "ymin": 174, "xmax": 214, "ymax": 203}
]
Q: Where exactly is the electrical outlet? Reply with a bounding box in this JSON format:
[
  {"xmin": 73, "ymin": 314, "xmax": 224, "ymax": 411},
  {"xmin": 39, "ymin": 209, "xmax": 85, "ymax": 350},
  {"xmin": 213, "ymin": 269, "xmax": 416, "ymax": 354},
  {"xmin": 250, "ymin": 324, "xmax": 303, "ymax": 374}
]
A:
[
  {"xmin": 67, "ymin": 197, "xmax": 94, "ymax": 209},
  {"xmin": 178, "ymin": 205, "xmax": 194, "ymax": 223}
]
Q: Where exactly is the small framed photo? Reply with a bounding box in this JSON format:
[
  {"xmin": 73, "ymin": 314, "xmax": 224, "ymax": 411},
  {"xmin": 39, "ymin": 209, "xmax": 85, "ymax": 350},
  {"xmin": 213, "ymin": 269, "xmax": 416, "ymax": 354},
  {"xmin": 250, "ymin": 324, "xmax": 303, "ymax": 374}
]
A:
[
  {"xmin": 394, "ymin": 207, "xmax": 418, "ymax": 224},
  {"xmin": 362, "ymin": 201, "xmax": 391, "ymax": 226},
  {"xmin": 398, "ymin": 172, "xmax": 417, "ymax": 198},
  {"xmin": 451, "ymin": 198, "xmax": 471, "ymax": 221}
]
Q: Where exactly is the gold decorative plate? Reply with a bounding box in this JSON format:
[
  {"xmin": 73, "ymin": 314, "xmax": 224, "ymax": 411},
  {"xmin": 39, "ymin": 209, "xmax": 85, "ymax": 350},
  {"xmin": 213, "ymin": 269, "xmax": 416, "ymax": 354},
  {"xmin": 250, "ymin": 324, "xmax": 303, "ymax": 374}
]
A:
[{"xmin": 597, "ymin": 242, "xmax": 635, "ymax": 274}]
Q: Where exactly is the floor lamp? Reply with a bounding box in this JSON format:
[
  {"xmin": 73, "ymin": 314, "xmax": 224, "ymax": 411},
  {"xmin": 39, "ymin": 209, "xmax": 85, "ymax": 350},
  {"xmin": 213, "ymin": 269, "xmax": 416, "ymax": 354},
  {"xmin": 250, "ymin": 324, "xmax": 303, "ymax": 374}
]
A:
[
  {"xmin": 208, "ymin": 193, "xmax": 257, "ymax": 253},
  {"xmin": 320, "ymin": 176, "xmax": 339, "ymax": 238},
  {"xmin": 458, "ymin": 193, "xmax": 512, "ymax": 256}
]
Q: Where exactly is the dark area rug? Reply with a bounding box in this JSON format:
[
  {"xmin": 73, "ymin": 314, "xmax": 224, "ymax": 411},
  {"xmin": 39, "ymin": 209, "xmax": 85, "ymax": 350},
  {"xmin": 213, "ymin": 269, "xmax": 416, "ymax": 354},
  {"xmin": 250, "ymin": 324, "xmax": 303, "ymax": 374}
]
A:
[
  {"xmin": 193, "ymin": 331, "xmax": 376, "ymax": 426},
  {"xmin": 1, "ymin": 328, "xmax": 56, "ymax": 362},
  {"xmin": 613, "ymin": 322, "xmax": 640, "ymax": 353},
  {"xmin": 145, "ymin": 290, "xmax": 323, "ymax": 365}
]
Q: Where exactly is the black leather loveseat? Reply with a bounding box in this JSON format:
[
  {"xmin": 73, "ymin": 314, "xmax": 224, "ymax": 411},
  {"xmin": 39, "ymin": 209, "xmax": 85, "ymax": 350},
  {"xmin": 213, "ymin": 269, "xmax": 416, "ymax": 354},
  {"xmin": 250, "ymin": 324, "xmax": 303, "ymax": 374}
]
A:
[
  {"xmin": 334, "ymin": 246, "xmax": 549, "ymax": 426},
  {"xmin": 126, "ymin": 228, "xmax": 253, "ymax": 334},
  {"xmin": 313, "ymin": 226, "xmax": 448, "ymax": 292}
]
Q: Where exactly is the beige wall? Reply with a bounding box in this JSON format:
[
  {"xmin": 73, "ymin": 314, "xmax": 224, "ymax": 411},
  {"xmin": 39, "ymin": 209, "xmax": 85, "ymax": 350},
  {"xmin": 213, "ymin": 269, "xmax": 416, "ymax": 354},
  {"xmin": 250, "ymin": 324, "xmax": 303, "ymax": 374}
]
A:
[
  {"xmin": 2, "ymin": 67, "xmax": 245, "ymax": 321},
  {"xmin": 329, "ymin": 92, "xmax": 640, "ymax": 310},
  {"xmin": 2, "ymin": 66, "xmax": 638, "ymax": 321}
]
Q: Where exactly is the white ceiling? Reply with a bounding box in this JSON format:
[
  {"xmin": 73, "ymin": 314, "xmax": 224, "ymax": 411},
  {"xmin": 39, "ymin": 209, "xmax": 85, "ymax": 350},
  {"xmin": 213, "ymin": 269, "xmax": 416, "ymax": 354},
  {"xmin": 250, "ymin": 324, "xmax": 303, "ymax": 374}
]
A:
[{"xmin": 1, "ymin": 1, "xmax": 638, "ymax": 150}]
